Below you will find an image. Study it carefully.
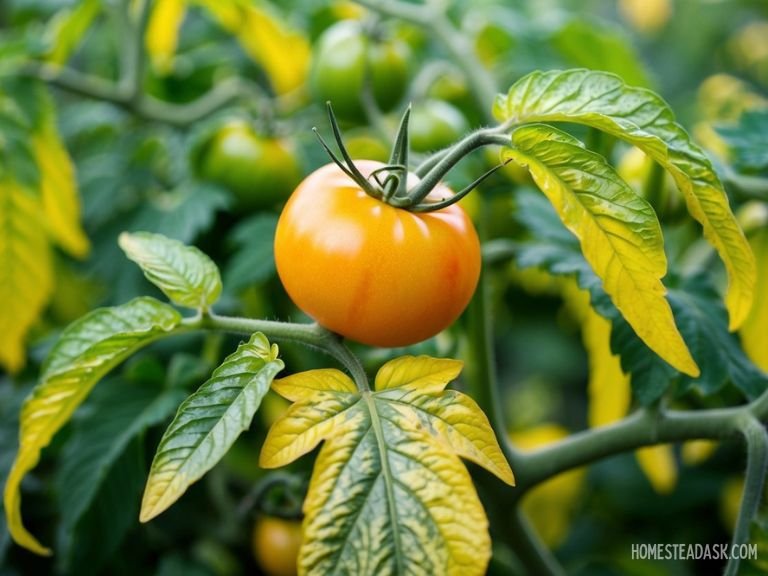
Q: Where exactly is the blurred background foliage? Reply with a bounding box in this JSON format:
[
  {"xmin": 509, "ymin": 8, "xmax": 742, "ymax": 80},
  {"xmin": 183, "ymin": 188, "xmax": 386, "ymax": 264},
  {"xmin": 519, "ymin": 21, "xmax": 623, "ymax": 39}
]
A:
[{"xmin": 1, "ymin": 0, "xmax": 767, "ymax": 574}]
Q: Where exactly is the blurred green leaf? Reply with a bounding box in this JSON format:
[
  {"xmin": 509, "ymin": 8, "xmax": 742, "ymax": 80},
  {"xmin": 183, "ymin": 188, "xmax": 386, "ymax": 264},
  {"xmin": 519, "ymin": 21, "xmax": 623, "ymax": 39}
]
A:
[
  {"xmin": 717, "ymin": 109, "xmax": 768, "ymax": 174},
  {"xmin": 552, "ymin": 19, "xmax": 652, "ymax": 88},
  {"xmin": 223, "ymin": 213, "xmax": 278, "ymax": 291},
  {"xmin": 43, "ymin": 0, "xmax": 101, "ymax": 64}
]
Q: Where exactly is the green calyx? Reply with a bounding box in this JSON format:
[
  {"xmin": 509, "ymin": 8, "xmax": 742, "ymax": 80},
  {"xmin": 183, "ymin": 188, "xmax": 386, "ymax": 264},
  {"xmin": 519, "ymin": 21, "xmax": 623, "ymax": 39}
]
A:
[{"xmin": 314, "ymin": 102, "xmax": 510, "ymax": 212}]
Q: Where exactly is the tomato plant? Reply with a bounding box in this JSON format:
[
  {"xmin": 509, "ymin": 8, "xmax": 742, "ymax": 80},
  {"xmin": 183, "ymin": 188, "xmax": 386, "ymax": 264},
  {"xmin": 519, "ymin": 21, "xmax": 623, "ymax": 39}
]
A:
[{"xmin": 1, "ymin": 1, "xmax": 767, "ymax": 576}]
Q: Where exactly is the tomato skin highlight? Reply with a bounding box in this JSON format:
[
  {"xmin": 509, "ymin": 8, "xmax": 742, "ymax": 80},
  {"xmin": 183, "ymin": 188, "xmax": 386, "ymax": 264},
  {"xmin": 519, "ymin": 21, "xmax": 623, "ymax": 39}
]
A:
[{"xmin": 274, "ymin": 161, "xmax": 481, "ymax": 347}]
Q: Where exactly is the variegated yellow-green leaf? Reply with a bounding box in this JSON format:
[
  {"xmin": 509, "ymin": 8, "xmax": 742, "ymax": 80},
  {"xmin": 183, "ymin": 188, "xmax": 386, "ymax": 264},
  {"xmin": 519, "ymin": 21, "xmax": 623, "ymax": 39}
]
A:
[
  {"xmin": 31, "ymin": 117, "xmax": 90, "ymax": 259},
  {"xmin": 119, "ymin": 231, "xmax": 222, "ymax": 311},
  {"xmin": 140, "ymin": 333, "xmax": 283, "ymax": 522},
  {"xmin": 503, "ymin": 124, "xmax": 699, "ymax": 376},
  {"xmin": 260, "ymin": 356, "xmax": 514, "ymax": 576},
  {"xmin": 193, "ymin": 0, "xmax": 310, "ymax": 95},
  {"xmin": 3, "ymin": 297, "xmax": 181, "ymax": 555},
  {"xmin": 145, "ymin": 0, "xmax": 187, "ymax": 74},
  {"xmin": 740, "ymin": 227, "xmax": 768, "ymax": 372},
  {"xmin": 0, "ymin": 179, "xmax": 53, "ymax": 374},
  {"xmin": 44, "ymin": 0, "xmax": 101, "ymax": 65},
  {"xmin": 494, "ymin": 69, "xmax": 756, "ymax": 330}
]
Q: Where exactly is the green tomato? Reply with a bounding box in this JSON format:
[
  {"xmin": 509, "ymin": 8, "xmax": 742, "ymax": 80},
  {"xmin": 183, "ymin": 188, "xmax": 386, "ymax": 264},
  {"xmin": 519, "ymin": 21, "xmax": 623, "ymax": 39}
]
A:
[
  {"xmin": 198, "ymin": 121, "xmax": 301, "ymax": 210},
  {"xmin": 309, "ymin": 20, "xmax": 410, "ymax": 121},
  {"xmin": 409, "ymin": 100, "xmax": 469, "ymax": 152}
]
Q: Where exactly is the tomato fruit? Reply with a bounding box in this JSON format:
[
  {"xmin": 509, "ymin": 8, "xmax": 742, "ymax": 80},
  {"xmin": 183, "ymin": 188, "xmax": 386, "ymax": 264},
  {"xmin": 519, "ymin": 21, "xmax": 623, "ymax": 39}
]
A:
[
  {"xmin": 309, "ymin": 21, "xmax": 410, "ymax": 121},
  {"xmin": 252, "ymin": 516, "xmax": 302, "ymax": 576},
  {"xmin": 409, "ymin": 100, "xmax": 469, "ymax": 152},
  {"xmin": 198, "ymin": 121, "xmax": 301, "ymax": 210},
  {"xmin": 274, "ymin": 161, "xmax": 481, "ymax": 347}
]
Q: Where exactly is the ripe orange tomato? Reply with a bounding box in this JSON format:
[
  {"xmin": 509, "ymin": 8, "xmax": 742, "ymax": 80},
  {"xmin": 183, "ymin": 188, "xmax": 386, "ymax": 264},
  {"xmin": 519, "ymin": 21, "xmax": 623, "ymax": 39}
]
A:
[
  {"xmin": 252, "ymin": 516, "xmax": 302, "ymax": 576},
  {"xmin": 274, "ymin": 161, "xmax": 481, "ymax": 347}
]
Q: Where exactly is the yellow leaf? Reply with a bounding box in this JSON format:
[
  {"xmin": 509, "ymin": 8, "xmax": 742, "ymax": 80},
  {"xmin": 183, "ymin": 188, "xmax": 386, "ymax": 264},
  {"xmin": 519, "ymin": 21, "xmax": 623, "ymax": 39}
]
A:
[
  {"xmin": 236, "ymin": 6, "xmax": 310, "ymax": 95},
  {"xmin": 31, "ymin": 121, "xmax": 90, "ymax": 258},
  {"xmin": 682, "ymin": 439, "xmax": 718, "ymax": 466},
  {"xmin": 272, "ymin": 368, "xmax": 357, "ymax": 402},
  {"xmin": 740, "ymin": 227, "xmax": 768, "ymax": 371},
  {"xmin": 145, "ymin": 0, "xmax": 187, "ymax": 74},
  {"xmin": 374, "ymin": 355, "xmax": 463, "ymax": 394},
  {"xmin": 259, "ymin": 391, "xmax": 362, "ymax": 469},
  {"xmin": 636, "ymin": 445, "xmax": 677, "ymax": 494},
  {"xmin": 191, "ymin": 0, "xmax": 243, "ymax": 31},
  {"xmin": 0, "ymin": 179, "xmax": 53, "ymax": 374},
  {"xmin": 504, "ymin": 124, "xmax": 699, "ymax": 376},
  {"xmin": 510, "ymin": 425, "xmax": 586, "ymax": 548}
]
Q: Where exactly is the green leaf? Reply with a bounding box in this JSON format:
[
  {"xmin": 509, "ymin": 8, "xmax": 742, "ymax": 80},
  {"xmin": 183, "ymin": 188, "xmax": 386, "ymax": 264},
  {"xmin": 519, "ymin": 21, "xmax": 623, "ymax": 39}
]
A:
[
  {"xmin": 119, "ymin": 231, "xmax": 222, "ymax": 311},
  {"xmin": 494, "ymin": 69, "xmax": 756, "ymax": 330},
  {"xmin": 3, "ymin": 297, "xmax": 181, "ymax": 555},
  {"xmin": 260, "ymin": 356, "xmax": 513, "ymax": 576},
  {"xmin": 140, "ymin": 333, "xmax": 283, "ymax": 523},
  {"xmin": 224, "ymin": 213, "xmax": 278, "ymax": 291},
  {"xmin": 716, "ymin": 110, "xmax": 768, "ymax": 174},
  {"xmin": 503, "ymin": 124, "xmax": 698, "ymax": 376},
  {"xmin": 551, "ymin": 19, "xmax": 651, "ymax": 88},
  {"xmin": 56, "ymin": 379, "xmax": 185, "ymax": 547}
]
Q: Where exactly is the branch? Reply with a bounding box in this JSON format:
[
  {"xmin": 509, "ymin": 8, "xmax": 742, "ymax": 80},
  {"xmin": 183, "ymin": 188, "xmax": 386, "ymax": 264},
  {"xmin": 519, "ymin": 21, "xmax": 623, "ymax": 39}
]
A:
[
  {"xmin": 507, "ymin": 509, "xmax": 567, "ymax": 576},
  {"xmin": 17, "ymin": 63, "xmax": 258, "ymax": 127},
  {"xmin": 514, "ymin": 394, "xmax": 768, "ymax": 492},
  {"xmin": 725, "ymin": 417, "xmax": 768, "ymax": 576}
]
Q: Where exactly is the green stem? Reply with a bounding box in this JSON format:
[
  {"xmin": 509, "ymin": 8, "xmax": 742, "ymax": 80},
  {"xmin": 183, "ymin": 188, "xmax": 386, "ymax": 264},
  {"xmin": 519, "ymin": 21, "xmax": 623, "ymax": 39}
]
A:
[
  {"xmin": 514, "ymin": 405, "xmax": 761, "ymax": 492},
  {"xmin": 121, "ymin": 0, "xmax": 151, "ymax": 102},
  {"xmin": 508, "ymin": 509, "xmax": 566, "ymax": 576},
  {"xmin": 725, "ymin": 417, "xmax": 768, "ymax": 576},
  {"xmin": 191, "ymin": 312, "xmax": 370, "ymax": 393}
]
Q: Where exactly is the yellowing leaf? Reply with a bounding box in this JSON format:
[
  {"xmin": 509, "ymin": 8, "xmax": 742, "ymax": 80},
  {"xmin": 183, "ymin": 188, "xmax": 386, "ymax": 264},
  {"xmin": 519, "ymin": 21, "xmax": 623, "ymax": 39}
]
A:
[
  {"xmin": 374, "ymin": 355, "xmax": 464, "ymax": 393},
  {"xmin": 260, "ymin": 356, "xmax": 513, "ymax": 575},
  {"xmin": 191, "ymin": 0, "xmax": 242, "ymax": 31},
  {"xmin": 636, "ymin": 445, "xmax": 677, "ymax": 494},
  {"xmin": 237, "ymin": 6, "xmax": 310, "ymax": 95},
  {"xmin": 146, "ymin": 0, "xmax": 187, "ymax": 74},
  {"xmin": 564, "ymin": 283, "xmax": 632, "ymax": 428},
  {"xmin": 44, "ymin": 0, "xmax": 101, "ymax": 65},
  {"xmin": 495, "ymin": 69, "xmax": 756, "ymax": 330},
  {"xmin": 140, "ymin": 333, "xmax": 283, "ymax": 522},
  {"xmin": 740, "ymin": 228, "xmax": 768, "ymax": 371},
  {"xmin": 4, "ymin": 297, "xmax": 181, "ymax": 555},
  {"xmin": 0, "ymin": 180, "xmax": 53, "ymax": 374},
  {"xmin": 504, "ymin": 124, "xmax": 699, "ymax": 376},
  {"xmin": 682, "ymin": 439, "xmax": 718, "ymax": 466},
  {"xmin": 31, "ymin": 121, "xmax": 90, "ymax": 259}
]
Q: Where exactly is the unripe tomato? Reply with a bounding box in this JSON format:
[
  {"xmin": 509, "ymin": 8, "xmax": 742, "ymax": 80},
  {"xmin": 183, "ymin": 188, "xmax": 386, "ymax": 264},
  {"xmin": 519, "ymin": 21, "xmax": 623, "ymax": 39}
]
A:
[
  {"xmin": 274, "ymin": 161, "xmax": 481, "ymax": 347},
  {"xmin": 309, "ymin": 21, "xmax": 409, "ymax": 121},
  {"xmin": 252, "ymin": 516, "xmax": 302, "ymax": 576},
  {"xmin": 198, "ymin": 121, "xmax": 301, "ymax": 210},
  {"xmin": 409, "ymin": 100, "xmax": 469, "ymax": 152}
]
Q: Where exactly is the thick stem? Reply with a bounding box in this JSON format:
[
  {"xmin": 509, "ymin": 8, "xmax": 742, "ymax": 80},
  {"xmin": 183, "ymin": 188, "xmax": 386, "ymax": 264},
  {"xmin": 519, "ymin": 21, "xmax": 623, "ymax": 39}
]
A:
[
  {"xmin": 507, "ymin": 509, "xmax": 567, "ymax": 576},
  {"xmin": 724, "ymin": 417, "xmax": 768, "ymax": 576}
]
